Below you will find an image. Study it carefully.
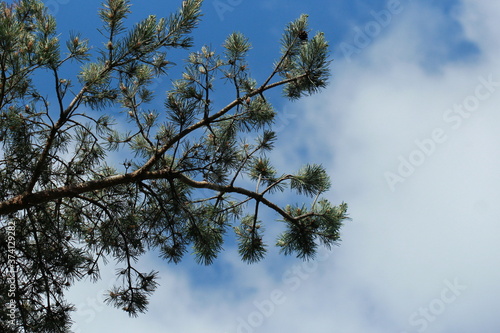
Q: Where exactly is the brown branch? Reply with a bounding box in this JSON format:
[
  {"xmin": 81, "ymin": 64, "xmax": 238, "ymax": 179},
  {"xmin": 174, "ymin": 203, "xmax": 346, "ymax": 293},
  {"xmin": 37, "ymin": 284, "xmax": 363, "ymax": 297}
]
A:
[
  {"xmin": 170, "ymin": 172, "xmax": 298, "ymax": 222},
  {"xmin": 24, "ymin": 84, "xmax": 89, "ymax": 195},
  {"xmin": 0, "ymin": 167, "xmax": 307, "ymax": 224},
  {"xmin": 135, "ymin": 74, "xmax": 307, "ymax": 175}
]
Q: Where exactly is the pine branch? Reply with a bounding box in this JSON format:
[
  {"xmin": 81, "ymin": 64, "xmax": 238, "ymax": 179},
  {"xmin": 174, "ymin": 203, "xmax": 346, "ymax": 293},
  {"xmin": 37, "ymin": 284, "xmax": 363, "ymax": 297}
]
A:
[{"xmin": 135, "ymin": 73, "xmax": 307, "ymax": 175}]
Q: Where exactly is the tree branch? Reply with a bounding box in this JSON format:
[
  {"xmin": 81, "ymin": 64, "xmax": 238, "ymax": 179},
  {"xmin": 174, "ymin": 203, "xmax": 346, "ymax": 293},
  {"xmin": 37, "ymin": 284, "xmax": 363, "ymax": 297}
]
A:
[
  {"xmin": 0, "ymin": 166, "xmax": 310, "ymax": 224},
  {"xmin": 135, "ymin": 74, "xmax": 307, "ymax": 175}
]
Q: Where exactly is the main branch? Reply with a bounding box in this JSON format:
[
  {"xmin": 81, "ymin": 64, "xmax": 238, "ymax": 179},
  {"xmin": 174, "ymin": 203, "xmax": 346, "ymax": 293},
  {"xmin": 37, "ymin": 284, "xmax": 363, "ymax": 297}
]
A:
[{"xmin": 0, "ymin": 167, "xmax": 311, "ymax": 223}]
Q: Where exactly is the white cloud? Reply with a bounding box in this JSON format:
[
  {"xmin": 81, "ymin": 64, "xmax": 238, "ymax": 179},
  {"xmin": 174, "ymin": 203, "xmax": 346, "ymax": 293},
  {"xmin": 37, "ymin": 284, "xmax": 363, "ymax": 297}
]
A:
[
  {"xmin": 271, "ymin": 1, "xmax": 500, "ymax": 332},
  {"xmin": 68, "ymin": 1, "xmax": 500, "ymax": 332}
]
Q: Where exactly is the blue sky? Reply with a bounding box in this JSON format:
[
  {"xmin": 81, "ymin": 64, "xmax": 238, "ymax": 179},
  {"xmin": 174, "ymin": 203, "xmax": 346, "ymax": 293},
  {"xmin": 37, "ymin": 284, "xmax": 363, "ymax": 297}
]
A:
[{"xmin": 48, "ymin": 0, "xmax": 500, "ymax": 332}]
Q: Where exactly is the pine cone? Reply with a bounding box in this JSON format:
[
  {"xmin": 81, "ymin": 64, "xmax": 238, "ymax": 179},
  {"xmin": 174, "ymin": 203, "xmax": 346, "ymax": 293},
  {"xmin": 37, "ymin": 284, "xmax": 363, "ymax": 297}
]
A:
[{"xmin": 298, "ymin": 30, "xmax": 308, "ymax": 41}]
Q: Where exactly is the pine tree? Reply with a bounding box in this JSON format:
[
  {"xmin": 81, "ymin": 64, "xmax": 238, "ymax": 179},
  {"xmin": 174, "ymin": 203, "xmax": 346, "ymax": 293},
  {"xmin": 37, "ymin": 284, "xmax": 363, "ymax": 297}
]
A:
[{"xmin": 0, "ymin": 0, "xmax": 348, "ymax": 331}]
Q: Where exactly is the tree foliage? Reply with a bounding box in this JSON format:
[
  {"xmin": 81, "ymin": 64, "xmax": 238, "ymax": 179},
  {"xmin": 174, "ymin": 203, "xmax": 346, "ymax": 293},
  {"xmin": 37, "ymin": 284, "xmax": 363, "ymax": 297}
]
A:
[{"xmin": 0, "ymin": 0, "xmax": 348, "ymax": 331}]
